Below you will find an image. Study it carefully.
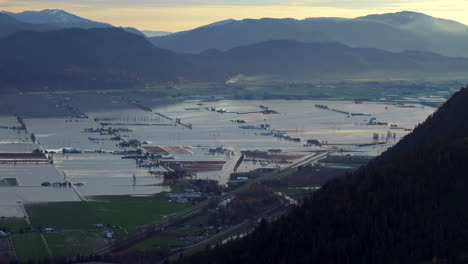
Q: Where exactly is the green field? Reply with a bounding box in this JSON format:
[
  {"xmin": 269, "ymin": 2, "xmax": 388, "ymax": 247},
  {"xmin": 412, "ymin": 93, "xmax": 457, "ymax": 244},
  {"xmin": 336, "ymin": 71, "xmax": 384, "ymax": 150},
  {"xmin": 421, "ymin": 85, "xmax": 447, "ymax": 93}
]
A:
[
  {"xmin": 88, "ymin": 195, "xmax": 190, "ymax": 228},
  {"xmin": 25, "ymin": 195, "xmax": 191, "ymax": 231},
  {"xmin": 0, "ymin": 218, "xmax": 29, "ymax": 231},
  {"xmin": 45, "ymin": 230, "xmax": 106, "ymax": 257},
  {"xmin": 16, "ymin": 196, "xmax": 191, "ymax": 260},
  {"xmin": 16, "ymin": 80, "xmax": 456, "ymax": 106},
  {"xmin": 26, "ymin": 202, "xmax": 98, "ymax": 229},
  {"xmin": 10, "ymin": 233, "xmax": 49, "ymax": 262},
  {"xmin": 21, "ymin": 82, "xmax": 223, "ymax": 97}
]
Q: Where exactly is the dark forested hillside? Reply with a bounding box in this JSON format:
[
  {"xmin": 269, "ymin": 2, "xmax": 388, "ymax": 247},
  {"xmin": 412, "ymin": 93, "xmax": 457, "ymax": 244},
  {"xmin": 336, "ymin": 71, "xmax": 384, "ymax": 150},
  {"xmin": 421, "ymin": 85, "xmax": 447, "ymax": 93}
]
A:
[
  {"xmin": 219, "ymin": 40, "xmax": 468, "ymax": 80},
  {"xmin": 2, "ymin": 28, "xmax": 468, "ymax": 92},
  {"xmin": 174, "ymin": 85, "xmax": 468, "ymax": 263},
  {"xmin": 0, "ymin": 28, "xmax": 202, "ymax": 90},
  {"xmin": 0, "ymin": 13, "xmax": 57, "ymax": 38}
]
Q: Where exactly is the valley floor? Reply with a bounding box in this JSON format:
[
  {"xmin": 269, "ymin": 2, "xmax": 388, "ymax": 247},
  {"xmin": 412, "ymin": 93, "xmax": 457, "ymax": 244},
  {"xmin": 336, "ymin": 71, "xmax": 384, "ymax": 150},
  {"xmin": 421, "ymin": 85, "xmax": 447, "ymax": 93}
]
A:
[{"xmin": 0, "ymin": 86, "xmax": 440, "ymax": 262}]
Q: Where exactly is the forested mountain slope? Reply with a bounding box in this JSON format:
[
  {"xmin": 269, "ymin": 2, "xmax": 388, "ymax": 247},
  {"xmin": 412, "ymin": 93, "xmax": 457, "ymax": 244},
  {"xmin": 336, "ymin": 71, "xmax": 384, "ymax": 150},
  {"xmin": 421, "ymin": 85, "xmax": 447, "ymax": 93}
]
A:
[
  {"xmin": 2, "ymin": 28, "xmax": 468, "ymax": 91},
  {"xmin": 0, "ymin": 28, "xmax": 199, "ymax": 90}
]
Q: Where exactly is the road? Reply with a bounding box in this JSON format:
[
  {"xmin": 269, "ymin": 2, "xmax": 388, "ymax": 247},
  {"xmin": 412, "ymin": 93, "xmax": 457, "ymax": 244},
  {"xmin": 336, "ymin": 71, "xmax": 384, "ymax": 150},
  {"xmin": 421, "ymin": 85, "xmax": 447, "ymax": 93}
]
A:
[
  {"xmin": 161, "ymin": 191, "xmax": 295, "ymax": 263},
  {"xmin": 85, "ymin": 150, "xmax": 330, "ymax": 258}
]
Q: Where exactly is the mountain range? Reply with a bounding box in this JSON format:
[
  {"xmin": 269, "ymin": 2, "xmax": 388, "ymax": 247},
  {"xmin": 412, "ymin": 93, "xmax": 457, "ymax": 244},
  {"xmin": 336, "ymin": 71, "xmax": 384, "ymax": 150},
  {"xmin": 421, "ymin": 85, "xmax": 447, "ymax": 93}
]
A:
[
  {"xmin": 1, "ymin": 10, "xmax": 468, "ymax": 90},
  {"xmin": 3, "ymin": 9, "xmax": 110, "ymax": 28},
  {"xmin": 3, "ymin": 10, "xmax": 468, "ymax": 58},
  {"xmin": 150, "ymin": 11, "xmax": 468, "ymax": 58},
  {"xmin": 1, "ymin": 27, "xmax": 468, "ymax": 91},
  {"xmin": 0, "ymin": 9, "xmax": 142, "ymax": 37}
]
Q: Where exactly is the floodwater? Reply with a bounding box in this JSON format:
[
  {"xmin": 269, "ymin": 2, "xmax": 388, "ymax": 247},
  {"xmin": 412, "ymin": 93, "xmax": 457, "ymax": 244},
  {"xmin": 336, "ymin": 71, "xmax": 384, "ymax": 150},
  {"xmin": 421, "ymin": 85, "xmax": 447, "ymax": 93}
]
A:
[
  {"xmin": 0, "ymin": 95, "xmax": 436, "ymax": 217},
  {"xmin": 53, "ymin": 153, "xmax": 169, "ymax": 196},
  {"xmin": 143, "ymin": 100, "xmax": 430, "ymax": 150},
  {"xmin": 0, "ymin": 164, "xmax": 81, "ymax": 217}
]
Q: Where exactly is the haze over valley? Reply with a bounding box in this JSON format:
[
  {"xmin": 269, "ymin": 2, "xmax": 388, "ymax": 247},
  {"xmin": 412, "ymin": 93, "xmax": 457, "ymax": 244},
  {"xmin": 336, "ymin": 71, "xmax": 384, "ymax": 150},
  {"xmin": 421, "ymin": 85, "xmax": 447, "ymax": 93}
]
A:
[{"xmin": 1, "ymin": 10, "xmax": 468, "ymax": 91}]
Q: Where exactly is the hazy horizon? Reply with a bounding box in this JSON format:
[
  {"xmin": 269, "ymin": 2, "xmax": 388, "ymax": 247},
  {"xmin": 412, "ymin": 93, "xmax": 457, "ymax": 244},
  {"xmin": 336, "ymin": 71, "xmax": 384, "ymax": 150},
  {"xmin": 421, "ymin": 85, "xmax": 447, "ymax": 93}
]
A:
[{"xmin": 1, "ymin": 0, "xmax": 468, "ymax": 32}]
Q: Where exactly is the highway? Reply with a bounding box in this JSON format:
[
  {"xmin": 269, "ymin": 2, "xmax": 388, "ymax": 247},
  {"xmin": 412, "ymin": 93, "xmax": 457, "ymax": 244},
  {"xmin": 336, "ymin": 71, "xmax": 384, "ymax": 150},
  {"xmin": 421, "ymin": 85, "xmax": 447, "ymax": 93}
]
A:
[{"xmin": 85, "ymin": 151, "xmax": 330, "ymax": 258}]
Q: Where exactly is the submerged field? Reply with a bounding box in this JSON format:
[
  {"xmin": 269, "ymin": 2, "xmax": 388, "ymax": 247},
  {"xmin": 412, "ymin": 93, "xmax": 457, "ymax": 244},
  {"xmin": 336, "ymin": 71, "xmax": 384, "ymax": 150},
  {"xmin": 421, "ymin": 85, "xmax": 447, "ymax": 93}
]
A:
[
  {"xmin": 0, "ymin": 90, "xmax": 439, "ymax": 261},
  {"xmin": 1, "ymin": 94, "xmax": 436, "ymax": 205}
]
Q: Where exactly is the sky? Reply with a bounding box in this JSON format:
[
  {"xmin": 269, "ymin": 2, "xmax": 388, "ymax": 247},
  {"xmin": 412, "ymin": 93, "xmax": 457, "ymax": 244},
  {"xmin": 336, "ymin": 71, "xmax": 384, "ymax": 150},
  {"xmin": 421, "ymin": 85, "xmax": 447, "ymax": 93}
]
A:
[{"xmin": 1, "ymin": 0, "xmax": 468, "ymax": 32}]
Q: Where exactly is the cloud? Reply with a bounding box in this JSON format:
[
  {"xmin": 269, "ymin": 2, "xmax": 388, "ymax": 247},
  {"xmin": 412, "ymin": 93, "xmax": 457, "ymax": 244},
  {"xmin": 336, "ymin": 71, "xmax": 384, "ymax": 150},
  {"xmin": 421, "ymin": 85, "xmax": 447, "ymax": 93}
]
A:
[
  {"xmin": 1, "ymin": 0, "xmax": 468, "ymax": 31},
  {"xmin": 3, "ymin": 0, "xmax": 467, "ymax": 9},
  {"xmin": 0, "ymin": 1, "xmax": 87, "ymax": 12},
  {"xmin": 81, "ymin": 5, "xmax": 381, "ymax": 31}
]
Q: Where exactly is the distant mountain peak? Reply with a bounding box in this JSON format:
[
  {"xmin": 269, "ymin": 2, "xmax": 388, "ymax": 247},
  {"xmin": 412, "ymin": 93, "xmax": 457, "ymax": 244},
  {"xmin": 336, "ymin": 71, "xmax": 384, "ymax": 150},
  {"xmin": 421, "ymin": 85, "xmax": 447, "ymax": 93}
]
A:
[
  {"xmin": 0, "ymin": 12, "xmax": 23, "ymax": 24},
  {"xmin": 0, "ymin": 9, "xmax": 145, "ymax": 37},
  {"xmin": 198, "ymin": 19, "xmax": 237, "ymax": 29},
  {"xmin": 302, "ymin": 17, "xmax": 349, "ymax": 22},
  {"xmin": 0, "ymin": 10, "xmax": 14, "ymax": 15},
  {"xmin": 10, "ymin": 9, "xmax": 99, "ymax": 25},
  {"xmin": 356, "ymin": 10, "xmax": 468, "ymax": 34},
  {"xmin": 41, "ymin": 9, "xmax": 73, "ymax": 17},
  {"xmin": 391, "ymin": 10, "xmax": 427, "ymax": 16},
  {"xmin": 41, "ymin": 9, "xmax": 66, "ymax": 14},
  {"xmin": 357, "ymin": 11, "xmax": 431, "ymax": 25}
]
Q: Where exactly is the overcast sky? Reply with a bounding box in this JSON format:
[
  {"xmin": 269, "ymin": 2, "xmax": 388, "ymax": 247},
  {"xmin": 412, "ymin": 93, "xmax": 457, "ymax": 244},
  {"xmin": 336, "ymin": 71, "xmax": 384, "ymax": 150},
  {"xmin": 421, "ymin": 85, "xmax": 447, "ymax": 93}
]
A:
[{"xmin": 1, "ymin": 0, "xmax": 468, "ymax": 32}]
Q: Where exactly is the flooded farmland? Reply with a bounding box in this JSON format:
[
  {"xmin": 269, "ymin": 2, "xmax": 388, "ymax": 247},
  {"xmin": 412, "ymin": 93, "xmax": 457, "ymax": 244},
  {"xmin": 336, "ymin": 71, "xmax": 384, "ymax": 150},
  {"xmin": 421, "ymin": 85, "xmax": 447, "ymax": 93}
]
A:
[{"xmin": 0, "ymin": 93, "xmax": 436, "ymax": 217}]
